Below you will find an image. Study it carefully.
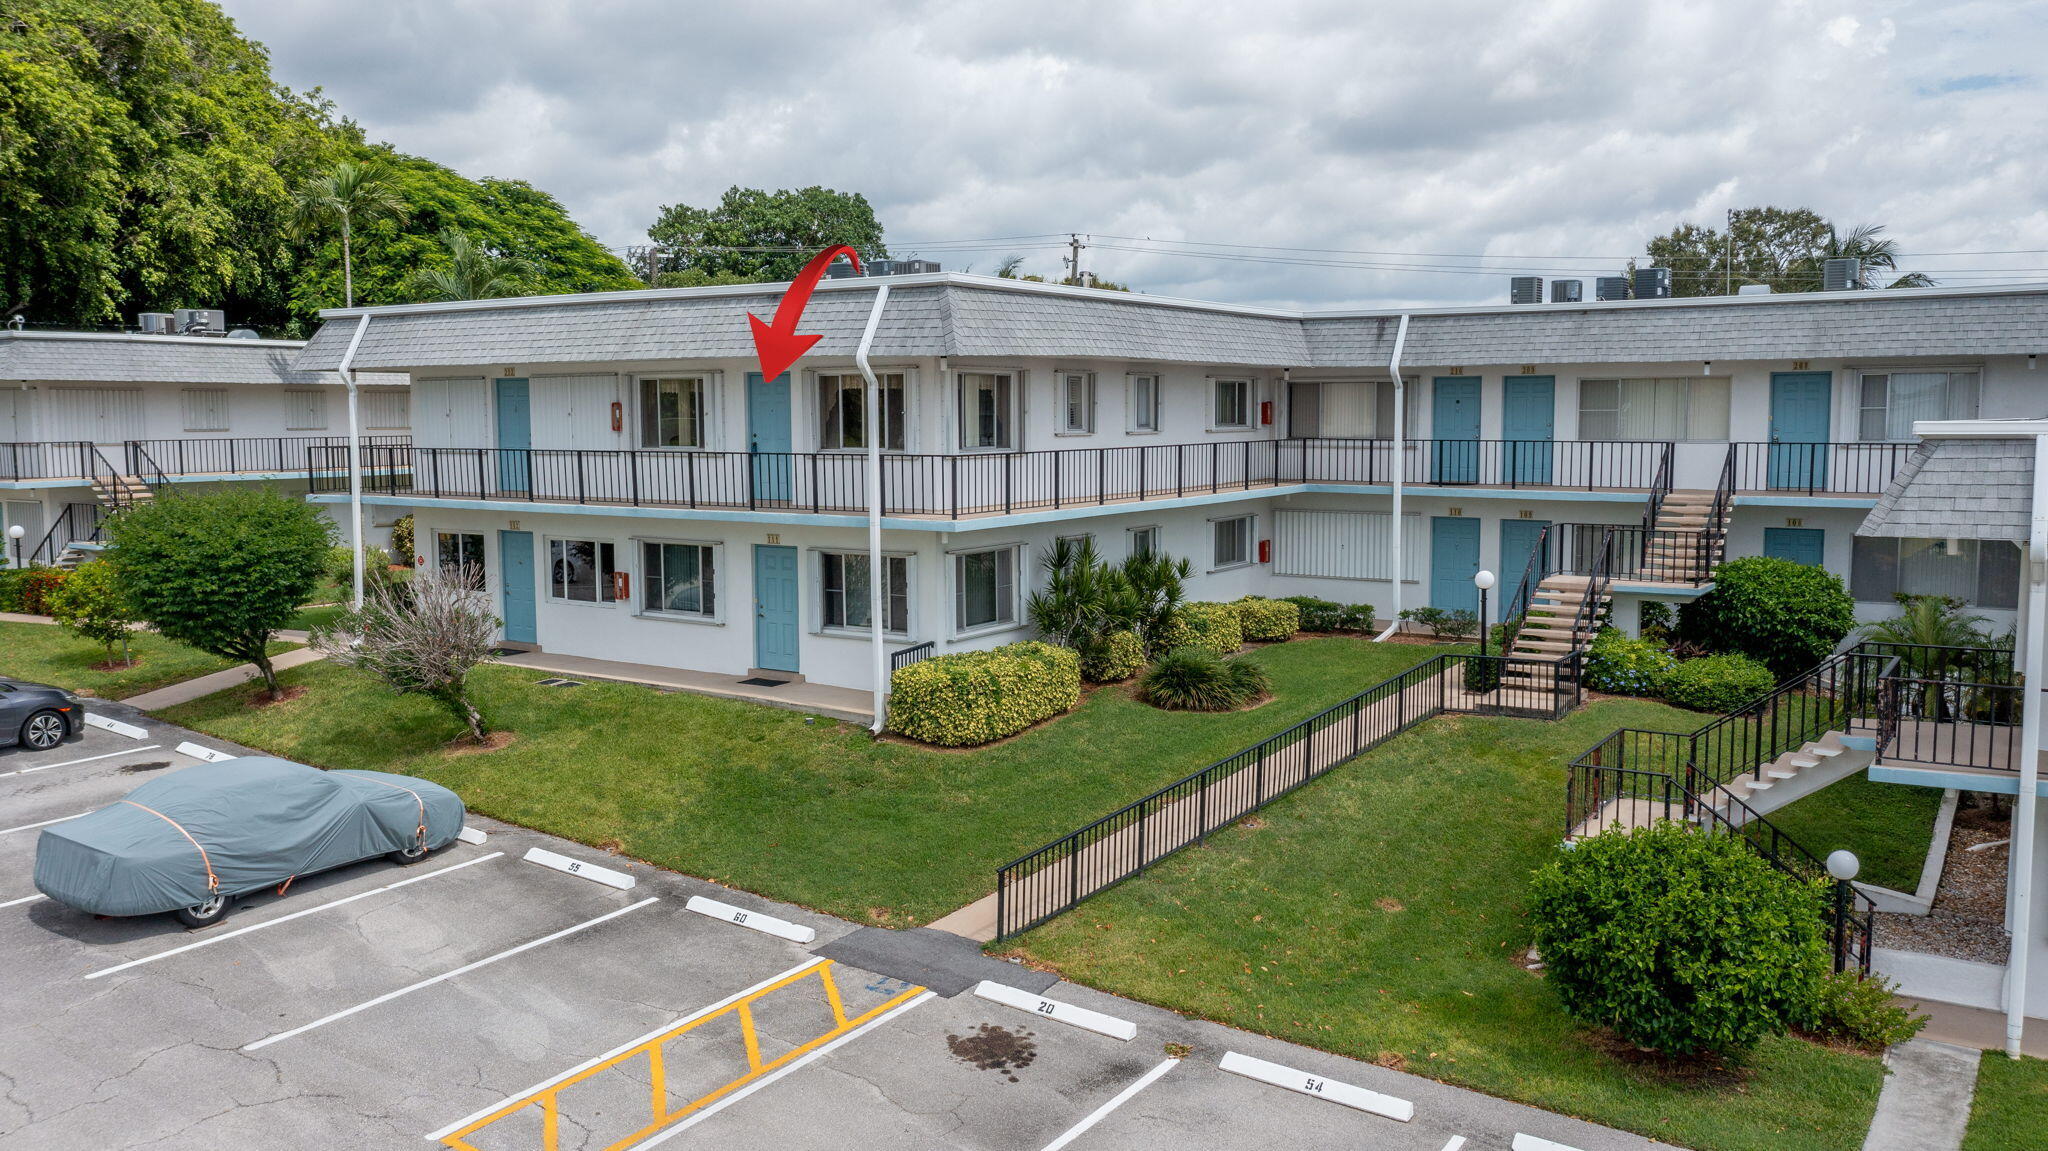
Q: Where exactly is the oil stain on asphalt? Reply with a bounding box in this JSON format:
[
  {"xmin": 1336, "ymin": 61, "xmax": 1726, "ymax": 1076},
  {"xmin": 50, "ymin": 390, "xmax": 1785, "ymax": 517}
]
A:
[{"xmin": 946, "ymin": 1023, "xmax": 1038, "ymax": 1083}]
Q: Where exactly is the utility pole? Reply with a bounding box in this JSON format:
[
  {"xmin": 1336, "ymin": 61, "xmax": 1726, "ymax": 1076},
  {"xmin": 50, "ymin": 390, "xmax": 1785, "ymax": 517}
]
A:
[{"xmin": 1067, "ymin": 233, "xmax": 1085, "ymax": 286}]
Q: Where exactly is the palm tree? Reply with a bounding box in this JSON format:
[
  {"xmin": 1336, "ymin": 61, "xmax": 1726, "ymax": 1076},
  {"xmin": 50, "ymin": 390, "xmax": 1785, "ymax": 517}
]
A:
[
  {"xmin": 1810, "ymin": 223, "xmax": 1937, "ymax": 290},
  {"xmin": 408, "ymin": 228, "xmax": 534, "ymax": 302},
  {"xmin": 290, "ymin": 161, "xmax": 409, "ymax": 307},
  {"xmin": 1860, "ymin": 594, "xmax": 1995, "ymax": 719}
]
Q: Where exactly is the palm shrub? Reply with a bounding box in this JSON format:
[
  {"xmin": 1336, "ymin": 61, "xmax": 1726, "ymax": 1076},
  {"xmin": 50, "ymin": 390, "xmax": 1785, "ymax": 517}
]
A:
[
  {"xmin": 1121, "ymin": 551, "xmax": 1191, "ymax": 651},
  {"xmin": 1860, "ymin": 594, "xmax": 2002, "ymax": 720},
  {"xmin": 1528, "ymin": 822, "xmax": 1832, "ymax": 1058},
  {"xmin": 1678, "ymin": 556, "xmax": 1855, "ymax": 678},
  {"xmin": 1138, "ymin": 648, "xmax": 1269, "ymax": 711},
  {"xmin": 1664, "ymin": 653, "xmax": 1776, "ymax": 713}
]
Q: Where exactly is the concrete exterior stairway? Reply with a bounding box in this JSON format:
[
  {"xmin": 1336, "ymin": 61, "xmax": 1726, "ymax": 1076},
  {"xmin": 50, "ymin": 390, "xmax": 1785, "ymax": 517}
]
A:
[
  {"xmin": 90, "ymin": 473, "xmax": 153, "ymax": 510},
  {"xmin": 1633, "ymin": 488, "xmax": 1728, "ymax": 584},
  {"xmin": 1698, "ymin": 731, "xmax": 1868, "ymax": 821},
  {"xmin": 1503, "ymin": 572, "xmax": 1607, "ymax": 689}
]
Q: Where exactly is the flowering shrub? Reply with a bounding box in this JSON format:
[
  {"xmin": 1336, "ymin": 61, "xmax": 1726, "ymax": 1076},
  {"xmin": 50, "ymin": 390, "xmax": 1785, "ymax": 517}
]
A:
[
  {"xmin": 1155, "ymin": 602, "xmax": 1243, "ymax": 658},
  {"xmin": 1080, "ymin": 629, "xmax": 1146, "ymax": 683},
  {"xmin": 1582, "ymin": 627, "xmax": 1676, "ymax": 697},
  {"xmin": 1233, "ymin": 596, "xmax": 1300, "ymax": 642},
  {"xmin": 889, "ymin": 641, "xmax": 1081, "ymax": 746}
]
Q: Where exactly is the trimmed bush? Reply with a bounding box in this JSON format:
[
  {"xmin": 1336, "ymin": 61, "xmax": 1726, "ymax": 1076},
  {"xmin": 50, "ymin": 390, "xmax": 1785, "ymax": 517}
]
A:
[
  {"xmin": 1664, "ymin": 653, "xmax": 1777, "ymax": 713},
  {"xmin": 889, "ymin": 641, "xmax": 1081, "ymax": 746},
  {"xmin": 1582, "ymin": 628, "xmax": 1677, "ymax": 697},
  {"xmin": 1138, "ymin": 647, "xmax": 1269, "ymax": 711},
  {"xmin": 1155, "ymin": 601, "xmax": 1243, "ymax": 658},
  {"xmin": 1400, "ymin": 606, "xmax": 1478, "ymax": 640},
  {"xmin": 1792, "ymin": 970, "xmax": 1927, "ymax": 1053},
  {"xmin": 1678, "ymin": 556, "xmax": 1855, "ymax": 678},
  {"xmin": 390, "ymin": 513, "xmax": 415, "ymax": 563},
  {"xmin": 1080, "ymin": 629, "xmax": 1146, "ymax": 683},
  {"xmin": 1234, "ymin": 596, "xmax": 1300, "ymax": 643},
  {"xmin": 1528, "ymin": 822, "xmax": 1832, "ymax": 1058},
  {"xmin": 1282, "ymin": 595, "xmax": 1343, "ymax": 632},
  {"xmin": 8, "ymin": 567, "xmax": 70, "ymax": 615},
  {"xmin": 1337, "ymin": 602, "xmax": 1377, "ymax": 632}
]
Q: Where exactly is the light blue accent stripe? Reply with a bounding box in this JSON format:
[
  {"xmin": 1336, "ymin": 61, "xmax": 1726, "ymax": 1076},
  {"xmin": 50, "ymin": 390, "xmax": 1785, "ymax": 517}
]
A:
[
  {"xmin": 1610, "ymin": 582, "xmax": 1712, "ymax": 598},
  {"xmin": 1869, "ymin": 762, "xmax": 2031, "ymax": 795},
  {"xmin": 1732, "ymin": 494, "xmax": 1879, "ymax": 510},
  {"xmin": 1840, "ymin": 735, "xmax": 1878, "ymax": 751}
]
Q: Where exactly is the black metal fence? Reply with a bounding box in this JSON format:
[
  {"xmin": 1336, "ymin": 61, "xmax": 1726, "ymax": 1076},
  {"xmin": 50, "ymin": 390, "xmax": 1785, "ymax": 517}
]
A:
[
  {"xmin": 0, "ymin": 441, "xmax": 92, "ymax": 481},
  {"xmin": 889, "ymin": 641, "xmax": 936, "ymax": 673},
  {"xmin": 1553, "ymin": 523, "xmax": 1718, "ymax": 586},
  {"xmin": 128, "ymin": 435, "xmax": 410, "ymax": 477},
  {"xmin": 1725, "ymin": 441, "xmax": 1914, "ymax": 496},
  {"xmin": 991, "ymin": 650, "xmax": 1583, "ymax": 939}
]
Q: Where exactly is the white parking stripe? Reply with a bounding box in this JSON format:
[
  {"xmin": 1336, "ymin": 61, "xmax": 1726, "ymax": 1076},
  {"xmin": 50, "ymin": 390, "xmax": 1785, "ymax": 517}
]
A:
[
  {"xmin": 1, "ymin": 893, "xmax": 45, "ymax": 909},
  {"xmin": 0, "ymin": 812, "xmax": 87, "ymax": 836},
  {"xmin": 634, "ymin": 989, "xmax": 936, "ymax": 1148},
  {"xmin": 0, "ymin": 745, "xmax": 160, "ymax": 779},
  {"xmin": 1040, "ymin": 1057, "xmax": 1179, "ymax": 1151},
  {"xmin": 243, "ymin": 896, "xmax": 658, "ymax": 1051},
  {"xmin": 84, "ymin": 714, "xmax": 148, "ymax": 739},
  {"xmin": 85, "ymin": 851, "xmax": 506, "ymax": 980},
  {"xmin": 1512, "ymin": 1135, "xmax": 1587, "ymax": 1151},
  {"xmin": 424, "ymin": 956, "xmax": 830, "ymax": 1141},
  {"xmin": 1442, "ymin": 1137, "xmax": 1468, "ymax": 1151}
]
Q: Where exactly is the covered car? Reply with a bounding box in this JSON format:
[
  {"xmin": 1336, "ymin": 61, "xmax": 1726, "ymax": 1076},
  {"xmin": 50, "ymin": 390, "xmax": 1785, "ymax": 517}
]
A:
[{"xmin": 33, "ymin": 756, "xmax": 465, "ymax": 927}]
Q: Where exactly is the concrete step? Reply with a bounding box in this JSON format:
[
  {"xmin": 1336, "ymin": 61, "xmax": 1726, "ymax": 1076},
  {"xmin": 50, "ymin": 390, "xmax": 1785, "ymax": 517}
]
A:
[
  {"xmin": 1786, "ymin": 754, "xmax": 1820, "ymax": 769},
  {"xmin": 1767, "ymin": 769, "xmax": 1799, "ymax": 781}
]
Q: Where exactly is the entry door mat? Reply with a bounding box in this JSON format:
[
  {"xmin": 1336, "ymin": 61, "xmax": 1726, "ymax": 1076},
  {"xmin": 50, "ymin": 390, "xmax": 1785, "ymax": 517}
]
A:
[
  {"xmin": 817, "ymin": 927, "xmax": 1061, "ymax": 998},
  {"xmin": 737, "ymin": 677, "xmax": 790, "ymax": 687}
]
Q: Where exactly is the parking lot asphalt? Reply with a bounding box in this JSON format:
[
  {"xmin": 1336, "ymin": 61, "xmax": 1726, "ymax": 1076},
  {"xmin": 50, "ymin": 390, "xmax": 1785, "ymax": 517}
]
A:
[{"xmin": 0, "ymin": 701, "xmax": 1671, "ymax": 1150}]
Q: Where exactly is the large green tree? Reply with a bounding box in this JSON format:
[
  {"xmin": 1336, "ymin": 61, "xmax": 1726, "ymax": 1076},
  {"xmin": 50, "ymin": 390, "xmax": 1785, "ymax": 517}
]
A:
[
  {"xmin": 0, "ymin": 0, "xmax": 636, "ymax": 331},
  {"xmin": 1642, "ymin": 207, "xmax": 1934, "ymax": 296},
  {"xmin": 645, "ymin": 186, "xmax": 887, "ymax": 285}
]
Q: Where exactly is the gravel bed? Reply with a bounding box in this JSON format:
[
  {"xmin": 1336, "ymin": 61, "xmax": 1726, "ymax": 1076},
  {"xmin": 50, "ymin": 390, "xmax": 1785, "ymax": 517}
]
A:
[{"xmin": 1874, "ymin": 803, "xmax": 2011, "ymax": 965}]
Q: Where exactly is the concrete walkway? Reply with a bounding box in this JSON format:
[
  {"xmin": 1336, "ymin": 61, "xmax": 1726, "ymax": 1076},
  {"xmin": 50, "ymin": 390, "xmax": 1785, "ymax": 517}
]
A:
[
  {"xmin": 122, "ymin": 646, "xmax": 328, "ymax": 710},
  {"xmin": 1862, "ymin": 1039, "xmax": 1981, "ymax": 1151},
  {"xmin": 490, "ymin": 649, "xmax": 876, "ymax": 724}
]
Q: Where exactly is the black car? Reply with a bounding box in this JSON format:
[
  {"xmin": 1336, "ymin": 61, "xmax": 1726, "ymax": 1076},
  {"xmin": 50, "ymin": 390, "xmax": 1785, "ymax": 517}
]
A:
[{"xmin": 0, "ymin": 677, "xmax": 84, "ymax": 752}]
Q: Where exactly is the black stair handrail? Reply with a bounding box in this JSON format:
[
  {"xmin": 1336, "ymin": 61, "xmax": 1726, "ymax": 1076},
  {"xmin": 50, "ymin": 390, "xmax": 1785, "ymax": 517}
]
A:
[
  {"xmin": 1505, "ymin": 523, "xmax": 1552, "ymax": 622},
  {"xmin": 1565, "ymin": 527, "xmax": 1616, "ymax": 647}
]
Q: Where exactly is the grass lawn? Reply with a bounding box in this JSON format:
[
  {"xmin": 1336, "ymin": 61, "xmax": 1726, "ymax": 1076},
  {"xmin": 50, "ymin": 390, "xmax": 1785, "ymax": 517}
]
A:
[
  {"xmin": 160, "ymin": 636, "xmax": 1459, "ymax": 925},
  {"xmin": 1764, "ymin": 772, "xmax": 1945, "ymax": 894},
  {"xmin": 0, "ymin": 622, "xmax": 299, "ymax": 700},
  {"xmin": 1003, "ymin": 700, "xmax": 1886, "ymax": 1151},
  {"xmin": 287, "ymin": 603, "xmax": 346, "ymax": 633},
  {"xmin": 1965, "ymin": 1054, "xmax": 2048, "ymax": 1150}
]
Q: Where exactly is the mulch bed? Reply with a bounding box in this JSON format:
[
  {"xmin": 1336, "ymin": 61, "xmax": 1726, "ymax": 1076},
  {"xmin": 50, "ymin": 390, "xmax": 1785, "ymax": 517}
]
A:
[{"xmin": 1873, "ymin": 800, "xmax": 2011, "ymax": 965}]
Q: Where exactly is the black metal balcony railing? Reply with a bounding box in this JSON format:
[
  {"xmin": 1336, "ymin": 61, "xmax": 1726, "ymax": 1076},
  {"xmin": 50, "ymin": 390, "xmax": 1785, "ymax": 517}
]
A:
[
  {"xmin": 1725, "ymin": 441, "xmax": 1915, "ymax": 496},
  {"xmin": 1552, "ymin": 523, "xmax": 1719, "ymax": 586},
  {"xmin": 1, "ymin": 441, "xmax": 94, "ymax": 482},
  {"xmin": 315, "ymin": 439, "xmax": 1685, "ymax": 517},
  {"xmin": 127, "ymin": 436, "xmax": 412, "ymax": 477}
]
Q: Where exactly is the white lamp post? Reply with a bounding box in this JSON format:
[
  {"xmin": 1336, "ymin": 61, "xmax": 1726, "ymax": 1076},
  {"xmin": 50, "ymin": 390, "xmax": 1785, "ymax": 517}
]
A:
[
  {"xmin": 1826, "ymin": 850, "xmax": 1860, "ymax": 882},
  {"xmin": 6, "ymin": 523, "xmax": 23, "ymax": 570},
  {"xmin": 1474, "ymin": 569, "xmax": 1496, "ymax": 657}
]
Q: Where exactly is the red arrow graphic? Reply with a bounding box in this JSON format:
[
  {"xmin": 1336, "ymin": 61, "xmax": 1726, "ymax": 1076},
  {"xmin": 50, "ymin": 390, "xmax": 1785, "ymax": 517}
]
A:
[{"xmin": 747, "ymin": 246, "xmax": 863, "ymax": 379}]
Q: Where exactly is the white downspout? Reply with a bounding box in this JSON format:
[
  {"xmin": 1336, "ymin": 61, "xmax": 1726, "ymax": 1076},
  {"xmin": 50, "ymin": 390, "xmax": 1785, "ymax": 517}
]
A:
[
  {"xmin": 1374, "ymin": 314, "xmax": 1412, "ymax": 641},
  {"xmin": 856, "ymin": 284, "xmax": 892, "ymax": 733},
  {"xmin": 2006, "ymin": 431, "xmax": 2048, "ymax": 1058},
  {"xmin": 335, "ymin": 314, "xmax": 373, "ymax": 610}
]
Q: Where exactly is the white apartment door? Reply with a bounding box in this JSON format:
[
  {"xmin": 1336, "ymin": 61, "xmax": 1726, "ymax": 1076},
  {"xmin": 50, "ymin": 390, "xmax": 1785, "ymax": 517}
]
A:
[{"xmin": 44, "ymin": 387, "xmax": 144, "ymax": 444}]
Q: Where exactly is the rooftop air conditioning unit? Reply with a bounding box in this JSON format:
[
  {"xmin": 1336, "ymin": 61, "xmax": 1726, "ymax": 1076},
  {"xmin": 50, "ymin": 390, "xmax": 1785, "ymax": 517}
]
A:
[
  {"xmin": 823, "ymin": 261, "xmax": 863, "ymax": 279},
  {"xmin": 227, "ymin": 329, "xmax": 261, "ymax": 339},
  {"xmin": 173, "ymin": 308, "xmax": 226, "ymax": 334},
  {"xmin": 1737, "ymin": 283, "xmax": 1773, "ymax": 296},
  {"xmin": 1633, "ymin": 267, "xmax": 1673, "ymax": 299},
  {"xmin": 1594, "ymin": 276, "xmax": 1630, "ymax": 301},
  {"xmin": 1823, "ymin": 257, "xmax": 1863, "ymax": 291},
  {"xmin": 137, "ymin": 312, "xmax": 175, "ymax": 334},
  {"xmin": 1550, "ymin": 279, "xmax": 1583, "ymax": 303},
  {"xmin": 1509, "ymin": 276, "xmax": 1544, "ymax": 305},
  {"xmin": 894, "ymin": 259, "xmax": 940, "ymax": 275}
]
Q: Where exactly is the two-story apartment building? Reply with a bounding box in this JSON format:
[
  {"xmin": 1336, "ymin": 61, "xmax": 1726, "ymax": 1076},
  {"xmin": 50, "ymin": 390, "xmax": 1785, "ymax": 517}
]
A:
[
  {"xmin": 1, "ymin": 328, "xmax": 409, "ymax": 567},
  {"xmin": 288, "ymin": 274, "xmax": 2046, "ymax": 693}
]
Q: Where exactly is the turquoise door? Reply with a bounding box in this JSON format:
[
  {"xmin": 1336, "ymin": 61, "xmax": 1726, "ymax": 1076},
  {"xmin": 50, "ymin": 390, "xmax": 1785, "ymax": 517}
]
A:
[
  {"xmin": 746, "ymin": 372, "xmax": 793, "ymax": 503},
  {"xmin": 753, "ymin": 544, "xmax": 800, "ymax": 672},
  {"xmin": 1432, "ymin": 377, "xmax": 1481, "ymax": 483},
  {"xmin": 498, "ymin": 530, "xmax": 536, "ymax": 644},
  {"xmin": 1768, "ymin": 372, "xmax": 1832, "ymax": 491},
  {"xmin": 1430, "ymin": 516, "xmax": 1482, "ymax": 614},
  {"xmin": 1501, "ymin": 376, "xmax": 1555, "ymax": 485},
  {"xmin": 1763, "ymin": 527, "xmax": 1826, "ymax": 567},
  {"xmin": 494, "ymin": 378, "xmax": 530, "ymax": 493},
  {"xmin": 1499, "ymin": 518, "xmax": 1552, "ymax": 614}
]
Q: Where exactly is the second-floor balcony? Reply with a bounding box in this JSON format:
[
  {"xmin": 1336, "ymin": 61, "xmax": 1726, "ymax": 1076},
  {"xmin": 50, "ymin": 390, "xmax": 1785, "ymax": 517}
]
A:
[
  {"xmin": 309, "ymin": 437, "xmax": 1914, "ymax": 520},
  {"xmin": 2, "ymin": 436, "xmax": 412, "ymax": 483}
]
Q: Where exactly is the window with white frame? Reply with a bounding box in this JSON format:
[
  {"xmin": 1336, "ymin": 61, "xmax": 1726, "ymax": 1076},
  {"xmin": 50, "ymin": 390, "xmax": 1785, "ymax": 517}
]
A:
[
  {"xmin": 361, "ymin": 390, "xmax": 409, "ymax": 431},
  {"xmin": 435, "ymin": 531, "xmax": 486, "ymax": 579},
  {"xmin": 181, "ymin": 388, "xmax": 229, "ymax": 433},
  {"xmin": 1576, "ymin": 377, "xmax": 1729, "ymax": 441},
  {"xmin": 1212, "ymin": 378, "xmax": 1252, "ymax": 429},
  {"xmin": 640, "ymin": 540, "xmax": 715, "ymax": 618},
  {"xmin": 1850, "ymin": 536, "xmax": 2019, "ymax": 610},
  {"xmin": 284, "ymin": 389, "xmax": 329, "ymax": 431},
  {"xmin": 822, "ymin": 552, "xmax": 908, "ymax": 633},
  {"xmin": 1128, "ymin": 525, "xmax": 1159, "ymax": 558},
  {"xmin": 954, "ymin": 546, "xmax": 1017, "ymax": 631},
  {"xmin": 1212, "ymin": 514, "xmax": 1254, "ymax": 568},
  {"xmin": 957, "ymin": 372, "xmax": 1015, "ymax": 449},
  {"xmin": 639, "ymin": 376, "xmax": 707, "ymax": 448},
  {"xmin": 817, "ymin": 372, "xmax": 905, "ymax": 450},
  {"xmin": 1858, "ymin": 370, "xmax": 1979, "ymax": 441},
  {"xmin": 1057, "ymin": 371, "xmax": 1095, "ymax": 434},
  {"xmin": 1287, "ymin": 380, "xmax": 1413, "ymax": 439},
  {"xmin": 549, "ymin": 538, "xmax": 618, "ymax": 603},
  {"xmin": 1127, "ymin": 373, "xmax": 1160, "ymax": 433}
]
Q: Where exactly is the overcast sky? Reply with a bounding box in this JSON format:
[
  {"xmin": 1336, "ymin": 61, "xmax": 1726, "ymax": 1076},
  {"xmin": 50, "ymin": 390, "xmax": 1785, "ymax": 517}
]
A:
[{"xmin": 222, "ymin": 0, "xmax": 2046, "ymax": 309}]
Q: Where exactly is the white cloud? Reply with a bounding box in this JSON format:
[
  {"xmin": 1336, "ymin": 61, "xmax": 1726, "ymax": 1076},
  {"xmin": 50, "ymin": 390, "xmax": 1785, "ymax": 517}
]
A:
[{"xmin": 221, "ymin": 0, "xmax": 2048, "ymax": 308}]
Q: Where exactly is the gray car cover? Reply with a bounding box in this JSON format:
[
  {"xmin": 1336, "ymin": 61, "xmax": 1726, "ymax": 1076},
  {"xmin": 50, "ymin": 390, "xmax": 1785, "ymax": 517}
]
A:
[{"xmin": 33, "ymin": 757, "xmax": 465, "ymax": 917}]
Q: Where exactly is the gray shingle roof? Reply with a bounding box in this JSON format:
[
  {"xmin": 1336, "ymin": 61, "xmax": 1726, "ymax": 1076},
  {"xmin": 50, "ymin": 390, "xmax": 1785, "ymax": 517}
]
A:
[
  {"xmin": 0, "ymin": 332, "xmax": 404, "ymax": 386},
  {"xmin": 291, "ymin": 274, "xmax": 2048, "ymax": 374},
  {"xmin": 1858, "ymin": 437, "xmax": 2033, "ymax": 541}
]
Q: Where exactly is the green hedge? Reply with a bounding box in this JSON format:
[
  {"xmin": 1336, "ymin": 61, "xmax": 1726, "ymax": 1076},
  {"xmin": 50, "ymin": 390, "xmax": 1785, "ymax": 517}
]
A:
[
  {"xmin": 1233, "ymin": 596, "xmax": 1300, "ymax": 643},
  {"xmin": 1279, "ymin": 596, "xmax": 1375, "ymax": 633},
  {"xmin": 1155, "ymin": 602, "xmax": 1243, "ymax": 658},
  {"xmin": 0, "ymin": 566, "xmax": 70, "ymax": 615},
  {"xmin": 1664, "ymin": 652, "xmax": 1776, "ymax": 713},
  {"xmin": 1080, "ymin": 630, "xmax": 1146, "ymax": 683},
  {"xmin": 888, "ymin": 641, "xmax": 1081, "ymax": 746},
  {"xmin": 1582, "ymin": 628, "xmax": 1677, "ymax": 697}
]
